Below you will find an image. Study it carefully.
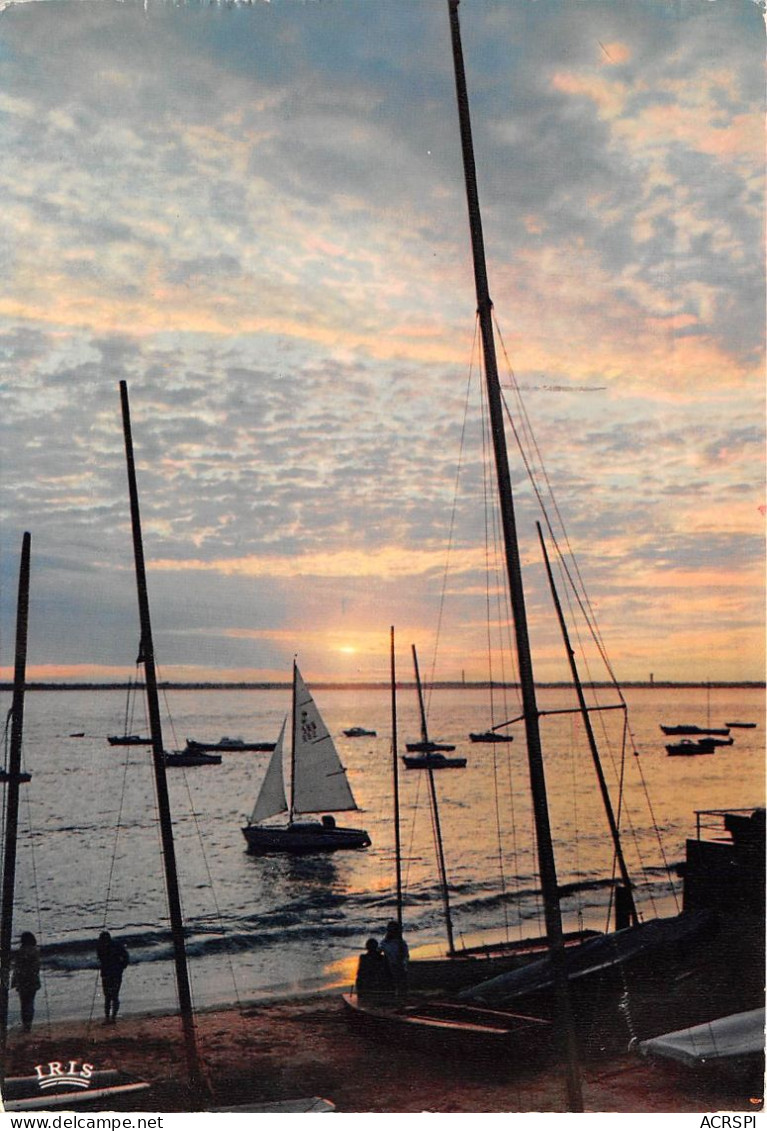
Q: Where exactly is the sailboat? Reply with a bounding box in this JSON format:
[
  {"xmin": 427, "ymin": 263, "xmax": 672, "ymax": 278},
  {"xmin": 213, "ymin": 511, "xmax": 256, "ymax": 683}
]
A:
[
  {"xmin": 241, "ymin": 663, "xmax": 371, "ymax": 855},
  {"xmin": 403, "ymin": 646, "xmax": 465, "ymax": 768},
  {"xmin": 107, "ymin": 667, "xmax": 151, "ymax": 746}
]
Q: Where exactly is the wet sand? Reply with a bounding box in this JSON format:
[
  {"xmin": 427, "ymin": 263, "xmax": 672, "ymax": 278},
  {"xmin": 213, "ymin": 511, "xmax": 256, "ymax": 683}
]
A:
[{"xmin": 2, "ymin": 993, "xmax": 762, "ymax": 1114}]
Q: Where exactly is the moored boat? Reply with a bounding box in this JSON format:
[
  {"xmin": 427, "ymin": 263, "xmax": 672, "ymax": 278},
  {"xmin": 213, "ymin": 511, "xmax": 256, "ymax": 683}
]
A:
[
  {"xmin": 469, "ymin": 731, "xmax": 514, "ymax": 743},
  {"xmin": 343, "ymin": 727, "xmax": 377, "ymax": 738},
  {"xmin": 164, "ymin": 749, "xmax": 222, "ymax": 767},
  {"xmin": 402, "ymin": 751, "xmax": 467, "ymax": 769},
  {"xmin": 665, "ymin": 739, "xmax": 717, "ymax": 756},
  {"xmin": 185, "ymin": 736, "xmax": 276, "ymax": 753},
  {"xmin": 660, "ymin": 724, "xmax": 731, "ymax": 737},
  {"xmin": 404, "ymin": 740, "xmax": 456, "ymax": 753}
]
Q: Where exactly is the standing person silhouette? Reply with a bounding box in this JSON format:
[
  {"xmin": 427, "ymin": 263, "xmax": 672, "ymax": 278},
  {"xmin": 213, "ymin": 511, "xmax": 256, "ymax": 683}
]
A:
[
  {"xmin": 355, "ymin": 937, "xmax": 393, "ymax": 1005},
  {"xmin": 380, "ymin": 920, "xmax": 409, "ymax": 1002},
  {"xmin": 11, "ymin": 932, "xmax": 41, "ymax": 1033},
  {"xmin": 96, "ymin": 931, "xmax": 129, "ymax": 1023}
]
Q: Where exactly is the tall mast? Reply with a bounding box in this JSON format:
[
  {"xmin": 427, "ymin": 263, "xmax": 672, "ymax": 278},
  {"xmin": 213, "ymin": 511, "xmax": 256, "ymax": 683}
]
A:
[
  {"xmin": 0, "ymin": 532, "xmax": 31, "ymax": 1080},
  {"xmin": 411, "ymin": 645, "xmax": 455, "ymax": 954},
  {"xmin": 119, "ymin": 381, "xmax": 206, "ymax": 1097},
  {"xmin": 391, "ymin": 628, "xmax": 403, "ymax": 931},
  {"xmin": 446, "ymin": 0, "xmax": 582, "ymax": 1109},
  {"xmin": 289, "ymin": 659, "xmax": 297, "ymax": 822},
  {"xmin": 537, "ymin": 524, "xmax": 638, "ymax": 927},
  {"xmin": 412, "ymin": 644, "xmax": 430, "ymax": 746}
]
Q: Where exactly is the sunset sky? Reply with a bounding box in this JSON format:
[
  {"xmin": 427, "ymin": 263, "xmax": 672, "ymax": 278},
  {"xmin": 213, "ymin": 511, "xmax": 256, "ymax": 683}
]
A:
[{"xmin": 0, "ymin": 0, "xmax": 763, "ymax": 685}]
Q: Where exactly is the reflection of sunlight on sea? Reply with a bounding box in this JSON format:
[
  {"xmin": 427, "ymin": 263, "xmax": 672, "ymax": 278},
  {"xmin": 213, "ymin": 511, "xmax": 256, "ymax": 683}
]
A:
[{"xmin": 1, "ymin": 684, "xmax": 763, "ymax": 1025}]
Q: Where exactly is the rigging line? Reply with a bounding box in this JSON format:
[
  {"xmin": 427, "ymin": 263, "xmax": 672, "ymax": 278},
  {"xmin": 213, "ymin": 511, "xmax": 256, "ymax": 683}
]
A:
[
  {"xmin": 17, "ymin": 742, "xmax": 53, "ymax": 1038},
  {"xmin": 157, "ymin": 670, "xmax": 181, "ymax": 753},
  {"xmin": 565, "ymin": 711, "xmax": 591, "ymax": 934},
  {"xmin": 493, "ymin": 338, "xmax": 673, "ymax": 908},
  {"xmin": 481, "ymin": 365, "xmax": 521, "ymax": 706},
  {"xmin": 88, "ymin": 738, "xmax": 136, "ymax": 1031},
  {"xmin": 493, "ymin": 317, "xmax": 622, "ymax": 693},
  {"xmin": 424, "ymin": 317, "xmax": 481, "ymax": 712},
  {"xmin": 478, "ymin": 368, "xmax": 523, "ymax": 939},
  {"xmin": 631, "ymin": 751, "xmax": 682, "ymax": 918},
  {"xmin": 401, "ymin": 770, "xmax": 424, "ymax": 907},
  {"xmin": 0, "ymin": 712, "xmax": 10, "ymax": 851},
  {"xmin": 174, "ymin": 766, "xmax": 245, "ymax": 1012},
  {"xmin": 502, "ymin": 383, "xmax": 621, "ymax": 691},
  {"xmin": 548, "ymin": 540, "xmax": 657, "ymax": 921}
]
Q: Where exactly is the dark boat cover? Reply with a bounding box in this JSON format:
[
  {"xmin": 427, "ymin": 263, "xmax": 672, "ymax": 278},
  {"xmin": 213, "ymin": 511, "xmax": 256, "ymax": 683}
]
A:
[
  {"xmin": 636, "ymin": 1007, "xmax": 765, "ymax": 1067},
  {"xmin": 458, "ymin": 910, "xmax": 714, "ymax": 1007}
]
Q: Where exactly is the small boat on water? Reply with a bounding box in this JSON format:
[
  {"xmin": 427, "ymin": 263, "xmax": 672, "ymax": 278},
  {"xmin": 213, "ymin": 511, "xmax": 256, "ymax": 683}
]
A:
[
  {"xmin": 469, "ymin": 731, "xmax": 514, "ymax": 744},
  {"xmin": 107, "ymin": 734, "xmax": 152, "ymax": 746},
  {"xmin": 666, "ymin": 739, "xmax": 717, "ymax": 756},
  {"xmin": 241, "ymin": 663, "xmax": 371, "ymax": 855},
  {"xmin": 164, "ymin": 749, "xmax": 222, "ymax": 767},
  {"xmin": 726, "ymin": 721, "xmax": 757, "ymax": 729},
  {"xmin": 660, "ymin": 724, "xmax": 731, "ymax": 737},
  {"xmin": 185, "ymin": 736, "xmax": 276, "ymax": 752},
  {"xmin": 403, "ymin": 751, "xmax": 467, "ymax": 770},
  {"xmin": 403, "ymin": 647, "xmax": 461, "ymax": 761},
  {"xmin": 404, "ymin": 740, "xmax": 457, "ymax": 753},
  {"xmin": 343, "ymin": 727, "xmax": 377, "ymax": 738}
]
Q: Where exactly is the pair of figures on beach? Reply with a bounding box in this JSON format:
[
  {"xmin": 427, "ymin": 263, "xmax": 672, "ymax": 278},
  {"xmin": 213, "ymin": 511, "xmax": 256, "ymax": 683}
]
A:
[
  {"xmin": 355, "ymin": 920, "xmax": 409, "ymax": 1005},
  {"xmin": 10, "ymin": 929, "xmax": 129, "ymax": 1032}
]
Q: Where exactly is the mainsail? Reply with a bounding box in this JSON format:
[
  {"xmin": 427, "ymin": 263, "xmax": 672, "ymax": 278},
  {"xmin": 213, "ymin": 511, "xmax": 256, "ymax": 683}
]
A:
[
  {"xmin": 291, "ymin": 666, "xmax": 358, "ymax": 815},
  {"xmin": 249, "ymin": 719, "xmax": 288, "ymax": 824}
]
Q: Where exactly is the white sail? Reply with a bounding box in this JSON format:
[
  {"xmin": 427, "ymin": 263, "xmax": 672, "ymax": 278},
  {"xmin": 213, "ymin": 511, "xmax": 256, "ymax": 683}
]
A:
[
  {"xmin": 292, "ymin": 666, "xmax": 358, "ymax": 815},
  {"xmin": 249, "ymin": 718, "xmax": 288, "ymax": 824}
]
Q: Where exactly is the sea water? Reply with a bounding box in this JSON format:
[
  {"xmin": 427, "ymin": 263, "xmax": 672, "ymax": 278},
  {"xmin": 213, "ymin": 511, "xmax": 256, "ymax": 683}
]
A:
[{"xmin": 0, "ymin": 683, "xmax": 763, "ymax": 1027}]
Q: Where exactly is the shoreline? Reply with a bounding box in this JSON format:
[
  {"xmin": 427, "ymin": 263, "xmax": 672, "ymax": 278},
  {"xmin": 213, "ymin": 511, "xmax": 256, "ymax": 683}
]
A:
[{"xmin": 2, "ymin": 991, "xmax": 761, "ymax": 1114}]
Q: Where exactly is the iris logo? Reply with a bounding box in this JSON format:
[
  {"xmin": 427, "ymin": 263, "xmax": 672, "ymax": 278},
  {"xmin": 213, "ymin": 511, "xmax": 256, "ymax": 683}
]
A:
[{"xmin": 34, "ymin": 1060, "xmax": 94, "ymax": 1091}]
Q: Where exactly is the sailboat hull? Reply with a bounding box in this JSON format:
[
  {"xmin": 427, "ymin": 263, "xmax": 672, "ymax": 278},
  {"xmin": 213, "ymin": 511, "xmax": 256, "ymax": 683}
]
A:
[{"xmin": 242, "ymin": 820, "xmax": 371, "ymax": 855}]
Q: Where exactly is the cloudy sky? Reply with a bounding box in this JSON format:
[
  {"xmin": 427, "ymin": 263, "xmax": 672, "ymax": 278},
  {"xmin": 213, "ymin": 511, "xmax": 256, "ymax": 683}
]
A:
[{"xmin": 0, "ymin": 0, "xmax": 763, "ymax": 685}]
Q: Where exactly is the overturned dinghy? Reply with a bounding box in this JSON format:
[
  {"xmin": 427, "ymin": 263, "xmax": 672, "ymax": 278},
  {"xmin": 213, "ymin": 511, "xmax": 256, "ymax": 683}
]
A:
[{"xmin": 635, "ymin": 1007, "xmax": 765, "ymax": 1072}]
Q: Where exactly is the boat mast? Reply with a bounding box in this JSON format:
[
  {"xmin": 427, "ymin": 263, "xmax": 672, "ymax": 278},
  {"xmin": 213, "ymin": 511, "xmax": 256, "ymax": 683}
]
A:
[
  {"xmin": 0, "ymin": 532, "xmax": 31, "ymax": 1080},
  {"xmin": 391, "ymin": 628, "xmax": 403, "ymax": 931},
  {"xmin": 289, "ymin": 659, "xmax": 297, "ymax": 822},
  {"xmin": 411, "ymin": 645, "xmax": 455, "ymax": 955},
  {"xmin": 119, "ymin": 382, "xmax": 206, "ymax": 1097},
  {"xmin": 537, "ymin": 523, "xmax": 638, "ymax": 927},
  {"xmin": 446, "ymin": 0, "xmax": 582, "ymax": 1108}
]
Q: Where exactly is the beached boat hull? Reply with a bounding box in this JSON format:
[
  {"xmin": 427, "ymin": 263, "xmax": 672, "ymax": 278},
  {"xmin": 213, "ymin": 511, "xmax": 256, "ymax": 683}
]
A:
[
  {"xmin": 407, "ymin": 929, "xmax": 602, "ymax": 993},
  {"xmin": 242, "ymin": 819, "xmax": 371, "ymax": 855},
  {"xmin": 342, "ymin": 991, "xmax": 551, "ymax": 1056}
]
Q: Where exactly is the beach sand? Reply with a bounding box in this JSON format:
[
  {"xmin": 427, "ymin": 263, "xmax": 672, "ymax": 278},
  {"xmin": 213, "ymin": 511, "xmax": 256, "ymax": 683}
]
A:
[{"xmin": 2, "ymin": 993, "xmax": 762, "ymax": 1114}]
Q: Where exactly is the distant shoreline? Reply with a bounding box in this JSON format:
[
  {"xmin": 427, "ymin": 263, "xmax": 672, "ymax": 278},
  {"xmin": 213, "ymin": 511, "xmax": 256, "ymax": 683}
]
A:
[{"xmin": 1, "ymin": 680, "xmax": 764, "ymax": 692}]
